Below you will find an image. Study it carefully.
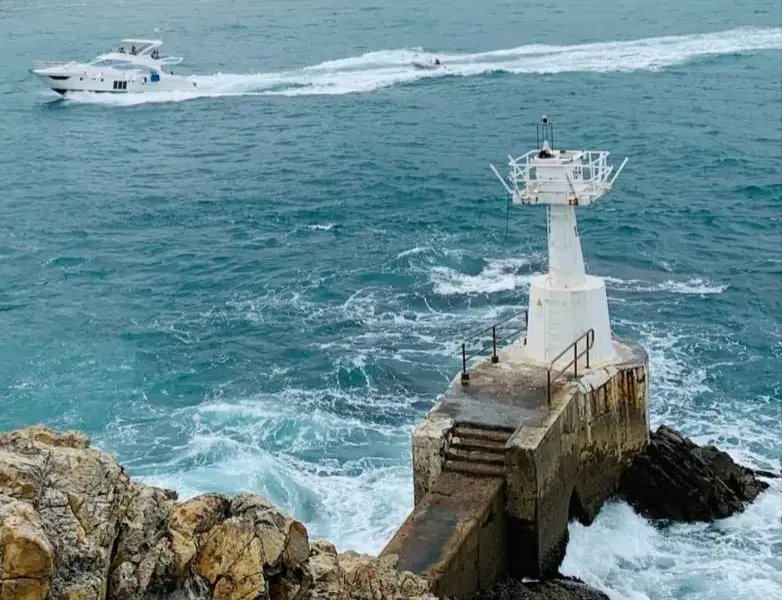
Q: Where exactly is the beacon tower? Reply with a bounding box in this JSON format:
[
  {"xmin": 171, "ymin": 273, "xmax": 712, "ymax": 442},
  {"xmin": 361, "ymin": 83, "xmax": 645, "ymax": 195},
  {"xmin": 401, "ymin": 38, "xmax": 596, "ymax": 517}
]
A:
[{"xmin": 491, "ymin": 115, "xmax": 627, "ymax": 367}]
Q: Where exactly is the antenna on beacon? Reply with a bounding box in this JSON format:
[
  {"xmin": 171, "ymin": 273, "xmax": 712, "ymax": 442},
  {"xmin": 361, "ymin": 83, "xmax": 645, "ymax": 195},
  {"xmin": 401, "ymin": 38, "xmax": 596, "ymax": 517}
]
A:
[{"xmin": 536, "ymin": 114, "xmax": 554, "ymax": 151}]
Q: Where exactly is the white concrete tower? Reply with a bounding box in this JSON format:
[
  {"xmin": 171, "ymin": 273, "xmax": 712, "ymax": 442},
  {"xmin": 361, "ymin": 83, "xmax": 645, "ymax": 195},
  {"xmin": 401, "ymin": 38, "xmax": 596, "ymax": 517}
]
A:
[{"xmin": 491, "ymin": 116, "xmax": 627, "ymax": 367}]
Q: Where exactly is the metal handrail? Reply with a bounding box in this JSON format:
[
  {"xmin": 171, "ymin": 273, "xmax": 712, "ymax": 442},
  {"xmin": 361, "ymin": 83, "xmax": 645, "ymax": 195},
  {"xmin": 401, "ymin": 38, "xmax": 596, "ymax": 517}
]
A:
[
  {"xmin": 546, "ymin": 329, "xmax": 595, "ymax": 405},
  {"xmin": 460, "ymin": 309, "xmax": 528, "ymax": 384}
]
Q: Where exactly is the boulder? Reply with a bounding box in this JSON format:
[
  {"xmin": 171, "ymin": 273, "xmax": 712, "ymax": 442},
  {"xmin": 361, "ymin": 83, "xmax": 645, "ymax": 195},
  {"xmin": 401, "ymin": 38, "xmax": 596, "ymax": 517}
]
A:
[{"xmin": 619, "ymin": 425, "xmax": 771, "ymax": 522}]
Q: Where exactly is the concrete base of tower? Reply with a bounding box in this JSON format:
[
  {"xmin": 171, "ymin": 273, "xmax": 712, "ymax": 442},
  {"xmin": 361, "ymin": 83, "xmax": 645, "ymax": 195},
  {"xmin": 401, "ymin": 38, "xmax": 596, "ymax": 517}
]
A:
[{"xmin": 525, "ymin": 274, "xmax": 614, "ymax": 367}]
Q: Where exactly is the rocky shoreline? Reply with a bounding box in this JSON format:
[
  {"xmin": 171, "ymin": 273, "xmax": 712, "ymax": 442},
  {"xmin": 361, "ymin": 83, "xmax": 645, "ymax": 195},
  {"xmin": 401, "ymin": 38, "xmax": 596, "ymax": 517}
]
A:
[{"xmin": 0, "ymin": 426, "xmax": 773, "ymax": 600}]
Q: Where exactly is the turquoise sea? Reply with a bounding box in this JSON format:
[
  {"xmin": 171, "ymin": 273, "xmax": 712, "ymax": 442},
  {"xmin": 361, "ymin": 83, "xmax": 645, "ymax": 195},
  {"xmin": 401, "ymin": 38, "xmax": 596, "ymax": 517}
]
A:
[{"xmin": 1, "ymin": 1, "xmax": 780, "ymax": 598}]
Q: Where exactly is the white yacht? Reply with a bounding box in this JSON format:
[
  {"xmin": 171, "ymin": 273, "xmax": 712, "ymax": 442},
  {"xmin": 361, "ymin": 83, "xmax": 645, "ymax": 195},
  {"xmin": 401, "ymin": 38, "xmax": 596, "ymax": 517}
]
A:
[{"xmin": 31, "ymin": 39, "xmax": 198, "ymax": 95}]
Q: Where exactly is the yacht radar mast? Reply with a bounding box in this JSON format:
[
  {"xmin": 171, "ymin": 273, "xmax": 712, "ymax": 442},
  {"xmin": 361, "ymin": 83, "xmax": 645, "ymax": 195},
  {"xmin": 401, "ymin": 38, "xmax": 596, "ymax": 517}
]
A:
[{"xmin": 490, "ymin": 115, "xmax": 628, "ymax": 366}]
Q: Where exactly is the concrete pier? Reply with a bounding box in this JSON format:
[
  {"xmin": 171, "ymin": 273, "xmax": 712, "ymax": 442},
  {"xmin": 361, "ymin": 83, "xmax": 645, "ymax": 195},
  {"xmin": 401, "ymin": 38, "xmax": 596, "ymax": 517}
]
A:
[{"xmin": 381, "ymin": 338, "xmax": 649, "ymax": 597}]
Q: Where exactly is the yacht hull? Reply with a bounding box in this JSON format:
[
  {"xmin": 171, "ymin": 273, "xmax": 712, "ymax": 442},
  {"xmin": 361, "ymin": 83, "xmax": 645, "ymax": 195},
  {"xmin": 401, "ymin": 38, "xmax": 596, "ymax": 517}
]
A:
[{"xmin": 32, "ymin": 69, "xmax": 197, "ymax": 95}]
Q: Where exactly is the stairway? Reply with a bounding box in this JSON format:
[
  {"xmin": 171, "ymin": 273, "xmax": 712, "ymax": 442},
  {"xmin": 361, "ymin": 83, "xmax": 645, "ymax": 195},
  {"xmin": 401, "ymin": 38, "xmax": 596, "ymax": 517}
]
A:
[{"xmin": 443, "ymin": 423, "xmax": 513, "ymax": 478}]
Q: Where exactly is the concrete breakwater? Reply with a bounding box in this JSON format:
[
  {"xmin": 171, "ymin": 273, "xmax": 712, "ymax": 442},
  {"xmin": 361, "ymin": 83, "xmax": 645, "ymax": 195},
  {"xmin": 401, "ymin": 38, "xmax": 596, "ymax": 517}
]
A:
[{"xmin": 380, "ymin": 337, "xmax": 650, "ymax": 598}]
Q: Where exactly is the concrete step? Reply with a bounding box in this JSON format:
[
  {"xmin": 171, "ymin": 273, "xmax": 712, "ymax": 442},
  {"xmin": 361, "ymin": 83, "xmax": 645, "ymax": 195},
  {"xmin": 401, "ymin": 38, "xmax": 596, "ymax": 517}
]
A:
[
  {"xmin": 452, "ymin": 424, "xmax": 513, "ymax": 444},
  {"xmin": 445, "ymin": 446, "xmax": 505, "ymax": 466},
  {"xmin": 450, "ymin": 436, "xmax": 507, "ymax": 454},
  {"xmin": 444, "ymin": 458, "xmax": 505, "ymax": 478}
]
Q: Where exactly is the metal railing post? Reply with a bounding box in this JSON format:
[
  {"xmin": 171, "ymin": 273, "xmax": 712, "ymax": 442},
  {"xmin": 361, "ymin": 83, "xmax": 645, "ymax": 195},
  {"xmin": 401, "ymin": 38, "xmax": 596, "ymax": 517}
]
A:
[
  {"xmin": 586, "ymin": 331, "xmax": 591, "ymax": 369},
  {"xmin": 547, "ymin": 370, "xmax": 551, "ymax": 406},
  {"xmin": 458, "ymin": 308, "xmax": 528, "ymax": 385},
  {"xmin": 461, "ymin": 343, "xmax": 469, "ymax": 384},
  {"xmin": 574, "ymin": 341, "xmax": 578, "ymax": 378}
]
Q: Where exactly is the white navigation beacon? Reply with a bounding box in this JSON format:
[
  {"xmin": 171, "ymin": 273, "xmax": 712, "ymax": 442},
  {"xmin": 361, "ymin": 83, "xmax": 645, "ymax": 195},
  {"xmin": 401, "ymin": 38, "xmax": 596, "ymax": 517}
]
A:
[{"xmin": 490, "ymin": 115, "xmax": 628, "ymax": 367}]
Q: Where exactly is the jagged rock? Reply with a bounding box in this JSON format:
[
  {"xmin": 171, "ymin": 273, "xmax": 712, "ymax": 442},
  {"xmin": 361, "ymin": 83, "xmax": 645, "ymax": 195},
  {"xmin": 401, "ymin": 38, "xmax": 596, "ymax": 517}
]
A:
[
  {"xmin": 309, "ymin": 540, "xmax": 436, "ymax": 600},
  {"xmin": 619, "ymin": 425, "xmax": 770, "ymax": 522},
  {"xmin": 0, "ymin": 494, "xmax": 54, "ymax": 600},
  {"xmin": 0, "ymin": 427, "xmax": 316, "ymax": 600},
  {"xmin": 0, "ymin": 426, "xmax": 132, "ymax": 600},
  {"xmin": 108, "ymin": 483, "xmax": 177, "ymax": 599},
  {"xmin": 168, "ymin": 493, "xmax": 229, "ymax": 579},
  {"xmin": 471, "ymin": 577, "xmax": 610, "ymax": 600}
]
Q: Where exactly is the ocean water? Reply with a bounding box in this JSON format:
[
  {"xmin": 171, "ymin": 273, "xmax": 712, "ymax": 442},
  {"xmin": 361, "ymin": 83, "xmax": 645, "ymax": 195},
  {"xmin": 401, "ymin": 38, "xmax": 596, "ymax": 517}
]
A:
[{"xmin": 1, "ymin": 1, "xmax": 780, "ymax": 598}]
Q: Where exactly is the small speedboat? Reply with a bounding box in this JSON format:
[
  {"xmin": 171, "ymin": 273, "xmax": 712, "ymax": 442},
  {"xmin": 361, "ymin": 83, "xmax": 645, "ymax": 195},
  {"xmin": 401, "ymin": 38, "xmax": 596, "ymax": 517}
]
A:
[
  {"xmin": 411, "ymin": 58, "xmax": 444, "ymax": 70},
  {"xmin": 30, "ymin": 39, "xmax": 197, "ymax": 95}
]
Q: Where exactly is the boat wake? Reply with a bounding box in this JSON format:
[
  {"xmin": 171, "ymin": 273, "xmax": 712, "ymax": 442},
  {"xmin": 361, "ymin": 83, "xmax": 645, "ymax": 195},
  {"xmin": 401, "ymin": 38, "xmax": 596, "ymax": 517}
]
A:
[{"xmin": 60, "ymin": 26, "xmax": 781, "ymax": 106}]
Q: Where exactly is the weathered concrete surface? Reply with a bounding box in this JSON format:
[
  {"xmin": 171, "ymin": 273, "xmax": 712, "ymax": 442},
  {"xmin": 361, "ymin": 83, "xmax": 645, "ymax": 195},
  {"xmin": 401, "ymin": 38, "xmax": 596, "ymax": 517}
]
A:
[
  {"xmin": 503, "ymin": 339, "xmax": 649, "ymax": 577},
  {"xmin": 380, "ymin": 469, "xmax": 506, "ymax": 600},
  {"xmin": 394, "ymin": 337, "xmax": 650, "ymax": 592}
]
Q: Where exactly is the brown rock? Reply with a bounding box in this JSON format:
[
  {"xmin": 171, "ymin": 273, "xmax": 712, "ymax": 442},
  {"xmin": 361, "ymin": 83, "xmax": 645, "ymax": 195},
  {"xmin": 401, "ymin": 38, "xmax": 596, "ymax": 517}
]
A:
[
  {"xmin": 108, "ymin": 482, "xmax": 176, "ymax": 599},
  {"xmin": 0, "ymin": 452, "xmax": 43, "ymax": 501},
  {"xmin": 169, "ymin": 493, "xmax": 229, "ymax": 578},
  {"xmin": 0, "ymin": 578, "xmax": 50, "ymax": 600},
  {"xmin": 0, "ymin": 495, "xmax": 54, "ymax": 600},
  {"xmin": 59, "ymin": 586, "xmax": 100, "ymax": 600},
  {"xmin": 170, "ymin": 493, "xmax": 228, "ymax": 538},
  {"xmin": 229, "ymin": 493, "xmax": 310, "ymax": 572},
  {"xmin": 0, "ymin": 499, "xmax": 54, "ymax": 579},
  {"xmin": 283, "ymin": 521, "xmax": 310, "ymax": 569},
  {"xmin": 0, "ymin": 427, "xmax": 442, "ymax": 600},
  {"xmin": 0, "ymin": 428, "xmax": 133, "ymax": 600},
  {"xmin": 196, "ymin": 517, "xmax": 266, "ymax": 600}
]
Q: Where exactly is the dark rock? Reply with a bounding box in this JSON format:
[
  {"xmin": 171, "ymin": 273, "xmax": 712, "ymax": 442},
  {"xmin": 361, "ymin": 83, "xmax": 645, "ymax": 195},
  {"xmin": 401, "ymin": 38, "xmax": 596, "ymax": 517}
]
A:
[
  {"xmin": 471, "ymin": 576, "xmax": 609, "ymax": 600},
  {"xmin": 619, "ymin": 425, "xmax": 770, "ymax": 522}
]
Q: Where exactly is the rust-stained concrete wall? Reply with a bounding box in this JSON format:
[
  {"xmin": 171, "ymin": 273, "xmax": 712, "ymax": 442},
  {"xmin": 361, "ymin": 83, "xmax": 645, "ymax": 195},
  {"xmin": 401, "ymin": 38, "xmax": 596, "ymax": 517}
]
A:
[{"xmin": 504, "ymin": 343, "xmax": 649, "ymax": 577}]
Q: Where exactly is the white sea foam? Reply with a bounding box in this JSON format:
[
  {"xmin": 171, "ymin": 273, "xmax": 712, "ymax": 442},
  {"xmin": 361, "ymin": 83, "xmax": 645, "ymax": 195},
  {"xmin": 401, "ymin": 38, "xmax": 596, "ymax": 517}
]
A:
[
  {"xmin": 307, "ymin": 223, "xmax": 335, "ymax": 231},
  {"xmin": 61, "ymin": 26, "xmax": 782, "ymax": 106},
  {"xmin": 604, "ymin": 276, "xmax": 728, "ymax": 295},
  {"xmin": 430, "ymin": 257, "xmax": 537, "ymax": 295},
  {"xmin": 135, "ymin": 390, "xmax": 418, "ymax": 553},
  {"xmin": 562, "ymin": 484, "xmax": 782, "ymax": 600}
]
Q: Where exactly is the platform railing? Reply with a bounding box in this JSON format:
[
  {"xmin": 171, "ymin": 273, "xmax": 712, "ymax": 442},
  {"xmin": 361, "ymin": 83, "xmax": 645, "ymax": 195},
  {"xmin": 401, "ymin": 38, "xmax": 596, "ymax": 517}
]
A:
[
  {"xmin": 546, "ymin": 329, "xmax": 595, "ymax": 405},
  {"xmin": 460, "ymin": 309, "xmax": 528, "ymax": 384}
]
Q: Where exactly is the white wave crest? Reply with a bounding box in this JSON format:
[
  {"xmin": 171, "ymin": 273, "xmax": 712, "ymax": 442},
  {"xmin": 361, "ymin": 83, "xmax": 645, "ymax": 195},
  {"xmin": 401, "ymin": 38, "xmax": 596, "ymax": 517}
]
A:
[
  {"xmin": 431, "ymin": 257, "xmax": 536, "ymax": 295},
  {"xmin": 604, "ymin": 276, "xmax": 728, "ymax": 295}
]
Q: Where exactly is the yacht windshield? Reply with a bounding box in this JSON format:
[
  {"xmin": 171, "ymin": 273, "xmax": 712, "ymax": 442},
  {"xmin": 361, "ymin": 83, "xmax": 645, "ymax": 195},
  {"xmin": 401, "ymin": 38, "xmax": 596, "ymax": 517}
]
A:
[{"xmin": 90, "ymin": 59, "xmax": 141, "ymax": 70}]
